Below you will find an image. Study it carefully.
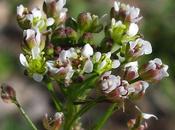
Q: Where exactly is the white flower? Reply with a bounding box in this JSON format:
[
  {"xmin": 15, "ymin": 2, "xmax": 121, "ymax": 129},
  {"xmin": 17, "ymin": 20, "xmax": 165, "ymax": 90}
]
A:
[
  {"xmin": 127, "ymin": 23, "xmax": 139, "ymax": 37},
  {"xmin": 82, "ymin": 44, "xmax": 94, "ymax": 58},
  {"xmin": 19, "ymin": 53, "xmax": 29, "ymax": 67},
  {"xmin": 114, "ymin": 1, "xmax": 120, "ymax": 12},
  {"xmin": 112, "ymin": 60, "xmax": 120, "ymax": 69},
  {"xmin": 124, "ymin": 4, "xmax": 142, "ymax": 22},
  {"xmin": 100, "ymin": 71, "xmax": 121, "ymax": 93},
  {"xmin": 129, "ymin": 38, "xmax": 152, "ymax": 57},
  {"xmin": 17, "ymin": 5, "xmax": 25, "ymax": 17},
  {"xmin": 83, "ymin": 59, "xmax": 93, "ymax": 73}
]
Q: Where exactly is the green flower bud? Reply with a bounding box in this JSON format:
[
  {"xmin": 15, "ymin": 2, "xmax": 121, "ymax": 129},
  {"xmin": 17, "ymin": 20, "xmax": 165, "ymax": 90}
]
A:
[
  {"xmin": 81, "ymin": 32, "xmax": 94, "ymax": 44},
  {"xmin": 77, "ymin": 12, "xmax": 92, "ymax": 32}
]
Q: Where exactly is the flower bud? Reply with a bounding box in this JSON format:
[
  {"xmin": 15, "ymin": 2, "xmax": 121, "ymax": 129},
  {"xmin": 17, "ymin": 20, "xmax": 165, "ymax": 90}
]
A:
[
  {"xmin": 46, "ymin": 43, "xmax": 54, "ymax": 56},
  {"xmin": 123, "ymin": 61, "xmax": 139, "ymax": 81},
  {"xmin": 65, "ymin": 27, "xmax": 78, "ymax": 43},
  {"xmin": 43, "ymin": 0, "xmax": 67, "ymax": 25},
  {"xmin": 22, "ymin": 29, "xmax": 45, "ymax": 52},
  {"xmin": 81, "ymin": 32, "xmax": 94, "ymax": 44},
  {"xmin": 52, "ymin": 27, "xmax": 78, "ymax": 45},
  {"xmin": 110, "ymin": 18, "xmax": 126, "ymax": 43},
  {"xmin": 17, "ymin": 5, "xmax": 32, "ymax": 29},
  {"xmin": 43, "ymin": 112, "xmax": 64, "ymax": 130},
  {"xmin": 139, "ymin": 58, "xmax": 169, "ymax": 83},
  {"xmin": 129, "ymin": 81, "xmax": 149, "ymax": 100},
  {"xmin": 90, "ymin": 15, "xmax": 103, "ymax": 33},
  {"xmin": 77, "ymin": 12, "xmax": 92, "ymax": 32},
  {"xmin": 99, "ymin": 72, "xmax": 129, "ymax": 101},
  {"xmin": 1, "ymin": 84, "xmax": 16, "ymax": 103}
]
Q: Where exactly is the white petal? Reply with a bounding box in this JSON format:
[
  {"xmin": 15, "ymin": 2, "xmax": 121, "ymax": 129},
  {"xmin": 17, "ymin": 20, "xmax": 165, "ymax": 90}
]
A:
[
  {"xmin": 47, "ymin": 18, "xmax": 55, "ymax": 26},
  {"xmin": 46, "ymin": 61, "xmax": 60, "ymax": 74},
  {"xmin": 82, "ymin": 44, "xmax": 94, "ymax": 58},
  {"xmin": 127, "ymin": 23, "xmax": 139, "ymax": 37},
  {"xmin": 32, "ymin": 73, "xmax": 43, "ymax": 82},
  {"xmin": 141, "ymin": 81, "xmax": 149, "ymax": 93},
  {"xmin": 24, "ymin": 29, "xmax": 35, "ymax": 40},
  {"xmin": 26, "ymin": 14, "xmax": 33, "ymax": 21},
  {"xmin": 112, "ymin": 60, "xmax": 120, "ymax": 68},
  {"xmin": 84, "ymin": 59, "xmax": 93, "ymax": 73},
  {"xmin": 114, "ymin": 1, "xmax": 120, "ymax": 12},
  {"xmin": 32, "ymin": 8, "xmax": 42, "ymax": 19},
  {"xmin": 142, "ymin": 113, "xmax": 158, "ymax": 120},
  {"xmin": 94, "ymin": 52, "xmax": 101, "ymax": 62},
  {"xmin": 31, "ymin": 47, "xmax": 40, "ymax": 59},
  {"xmin": 45, "ymin": 0, "xmax": 55, "ymax": 4},
  {"xmin": 19, "ymin": 53, "xmax": 29, "ymax": 67},
  {"xmin": 17, "ymin": 5, "xmax": 25, "ymax": 17},
  {"xmin": 57, "ymin": 0, "xmax": 66, "ymax": 11},
  {"xmin": 153, "ymin": 58, "xmax": 162, "ymax": 65}
]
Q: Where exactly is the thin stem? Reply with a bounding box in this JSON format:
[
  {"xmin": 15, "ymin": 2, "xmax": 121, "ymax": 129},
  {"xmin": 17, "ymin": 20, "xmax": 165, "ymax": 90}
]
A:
[
  {"xmin": 46, "ymin": 82, "xmax": 63, "ymax": 111},
  {"xmin": 14, "ymin": 101, "xmax": 38, "ymax": 130},
  {"xmin": 91, "ymin": 103, "xmax": 118, "ymax": 130}
]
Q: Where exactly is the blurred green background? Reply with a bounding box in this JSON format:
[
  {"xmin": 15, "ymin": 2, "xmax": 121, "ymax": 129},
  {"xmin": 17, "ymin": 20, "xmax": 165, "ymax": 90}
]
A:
[{"xmin": 0, "ymin": 0, "xmax": 175, "ymax": 130}]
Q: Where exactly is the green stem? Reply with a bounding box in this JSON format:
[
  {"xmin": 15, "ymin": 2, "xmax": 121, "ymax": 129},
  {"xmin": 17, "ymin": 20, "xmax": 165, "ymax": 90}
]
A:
[
  {"xmin": 14, "ymin": 101, "xmax": 38, "ymax": 130},
  {"xmin": 46, "ymin": 82, "xmax": 62, "ymax": 111},
  {"xmin": 91, "ymin": 103, "xmax": 118, "ymax": 130}
]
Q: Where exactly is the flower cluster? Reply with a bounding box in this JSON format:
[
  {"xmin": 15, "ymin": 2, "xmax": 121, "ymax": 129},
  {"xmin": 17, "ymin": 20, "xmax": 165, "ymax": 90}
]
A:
[{"xmin": 14, "ymin": 0, "xmax": 170, "ymax": 130}]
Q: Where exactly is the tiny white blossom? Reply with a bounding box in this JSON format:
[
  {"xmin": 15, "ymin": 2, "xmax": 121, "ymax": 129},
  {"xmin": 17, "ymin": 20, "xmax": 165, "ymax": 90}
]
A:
[
  {"xmin": 17, "ymin": 4, "xmax": 25, "ymax": 17},
  {"xmin": 127, "ymin": 23, "xmax": 139, "ymax": 37},
  {"xmin": 82, "ymin": 44, "xmax": 94, "ymax": 58}
]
